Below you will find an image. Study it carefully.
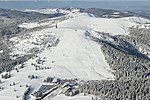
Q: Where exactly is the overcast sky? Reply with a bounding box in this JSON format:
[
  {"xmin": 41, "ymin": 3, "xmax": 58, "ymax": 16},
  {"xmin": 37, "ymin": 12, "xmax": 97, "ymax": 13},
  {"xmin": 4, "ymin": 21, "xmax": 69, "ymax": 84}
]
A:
[{"xmin": 0, "ymin": 0, "xmax": 149, "ymax": 1}]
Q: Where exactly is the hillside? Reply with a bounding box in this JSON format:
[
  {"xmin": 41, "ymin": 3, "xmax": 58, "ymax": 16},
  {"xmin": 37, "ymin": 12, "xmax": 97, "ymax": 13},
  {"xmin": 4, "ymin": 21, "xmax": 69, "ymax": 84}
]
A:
[{"xmin": 0, "ymin": 8, "xmax": 150, "ymax": 100}]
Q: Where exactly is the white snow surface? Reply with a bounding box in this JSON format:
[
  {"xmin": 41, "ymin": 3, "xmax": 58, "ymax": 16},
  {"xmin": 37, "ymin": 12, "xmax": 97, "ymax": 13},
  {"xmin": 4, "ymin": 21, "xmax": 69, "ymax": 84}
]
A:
[
  {"xmin": 34, "ymin": 28, "xmax": 114, "ymax": 80},
  {"xmin": 51, "ymin": 94, "xmax": 96, "ymax": 100},
  {"xmin": 58, "ymin": 14, "xmax": 150, "ymax": 35},
  {"xmin": 0, "ymin": 83, "xmax": 28, "ymax": 100},
  {"xmin": 0, "ymin": 50, "xmax": 3, "ymax": 53}
]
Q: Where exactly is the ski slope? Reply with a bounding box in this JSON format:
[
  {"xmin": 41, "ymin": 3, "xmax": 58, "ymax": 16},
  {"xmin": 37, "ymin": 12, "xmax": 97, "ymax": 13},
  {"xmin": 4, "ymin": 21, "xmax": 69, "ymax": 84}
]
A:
[
  {"xmin": 57, "ymin": 13, "xmax": 150, "ymax": 35},
  {"xmin": 34, "ymin": 28, "xmax": 114, "ymax": 80},
  {"xmin": 9, "ymin": 27, "xmax": 114, "ymax": 80}
]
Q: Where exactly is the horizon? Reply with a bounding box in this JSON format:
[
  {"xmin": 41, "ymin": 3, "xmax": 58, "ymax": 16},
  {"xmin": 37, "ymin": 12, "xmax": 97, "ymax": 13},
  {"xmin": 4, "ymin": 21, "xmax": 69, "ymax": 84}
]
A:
[
  {"xmin": 0, "ymin": 0, "xmax": 150, "ymax": 1},
  {"xmin": 0, "ymin": 0, "xmax": 150, "ymax": 12}
]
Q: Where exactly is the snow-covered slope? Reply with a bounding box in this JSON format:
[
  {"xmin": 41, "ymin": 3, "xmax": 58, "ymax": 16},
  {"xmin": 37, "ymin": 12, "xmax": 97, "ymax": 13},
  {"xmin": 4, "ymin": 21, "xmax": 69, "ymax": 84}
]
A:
[
  {"xmin": 9, "ymin": 27, "xmax": 114, "ymax": 81},
  {"xmin": 19, "ymin": 13, "xmax": 150, "ymax": 35},
  {"xmin": 9, "ymin": 12, "xmax": 150, "ymax": 81},
  {"xmin": 1, "ymin": 9, "xmax": 150, "ymax": 100},
  {"xmin": 58, "ymin": 14, "xmax": 150, "ymax": 35}
]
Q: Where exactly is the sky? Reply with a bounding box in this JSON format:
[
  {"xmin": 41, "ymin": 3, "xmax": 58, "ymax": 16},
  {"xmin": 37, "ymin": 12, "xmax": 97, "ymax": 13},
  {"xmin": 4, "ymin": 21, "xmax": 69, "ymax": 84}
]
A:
[{"xmin": 0, "ymin": 0, "xmax": 150, "ymax": 1}]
